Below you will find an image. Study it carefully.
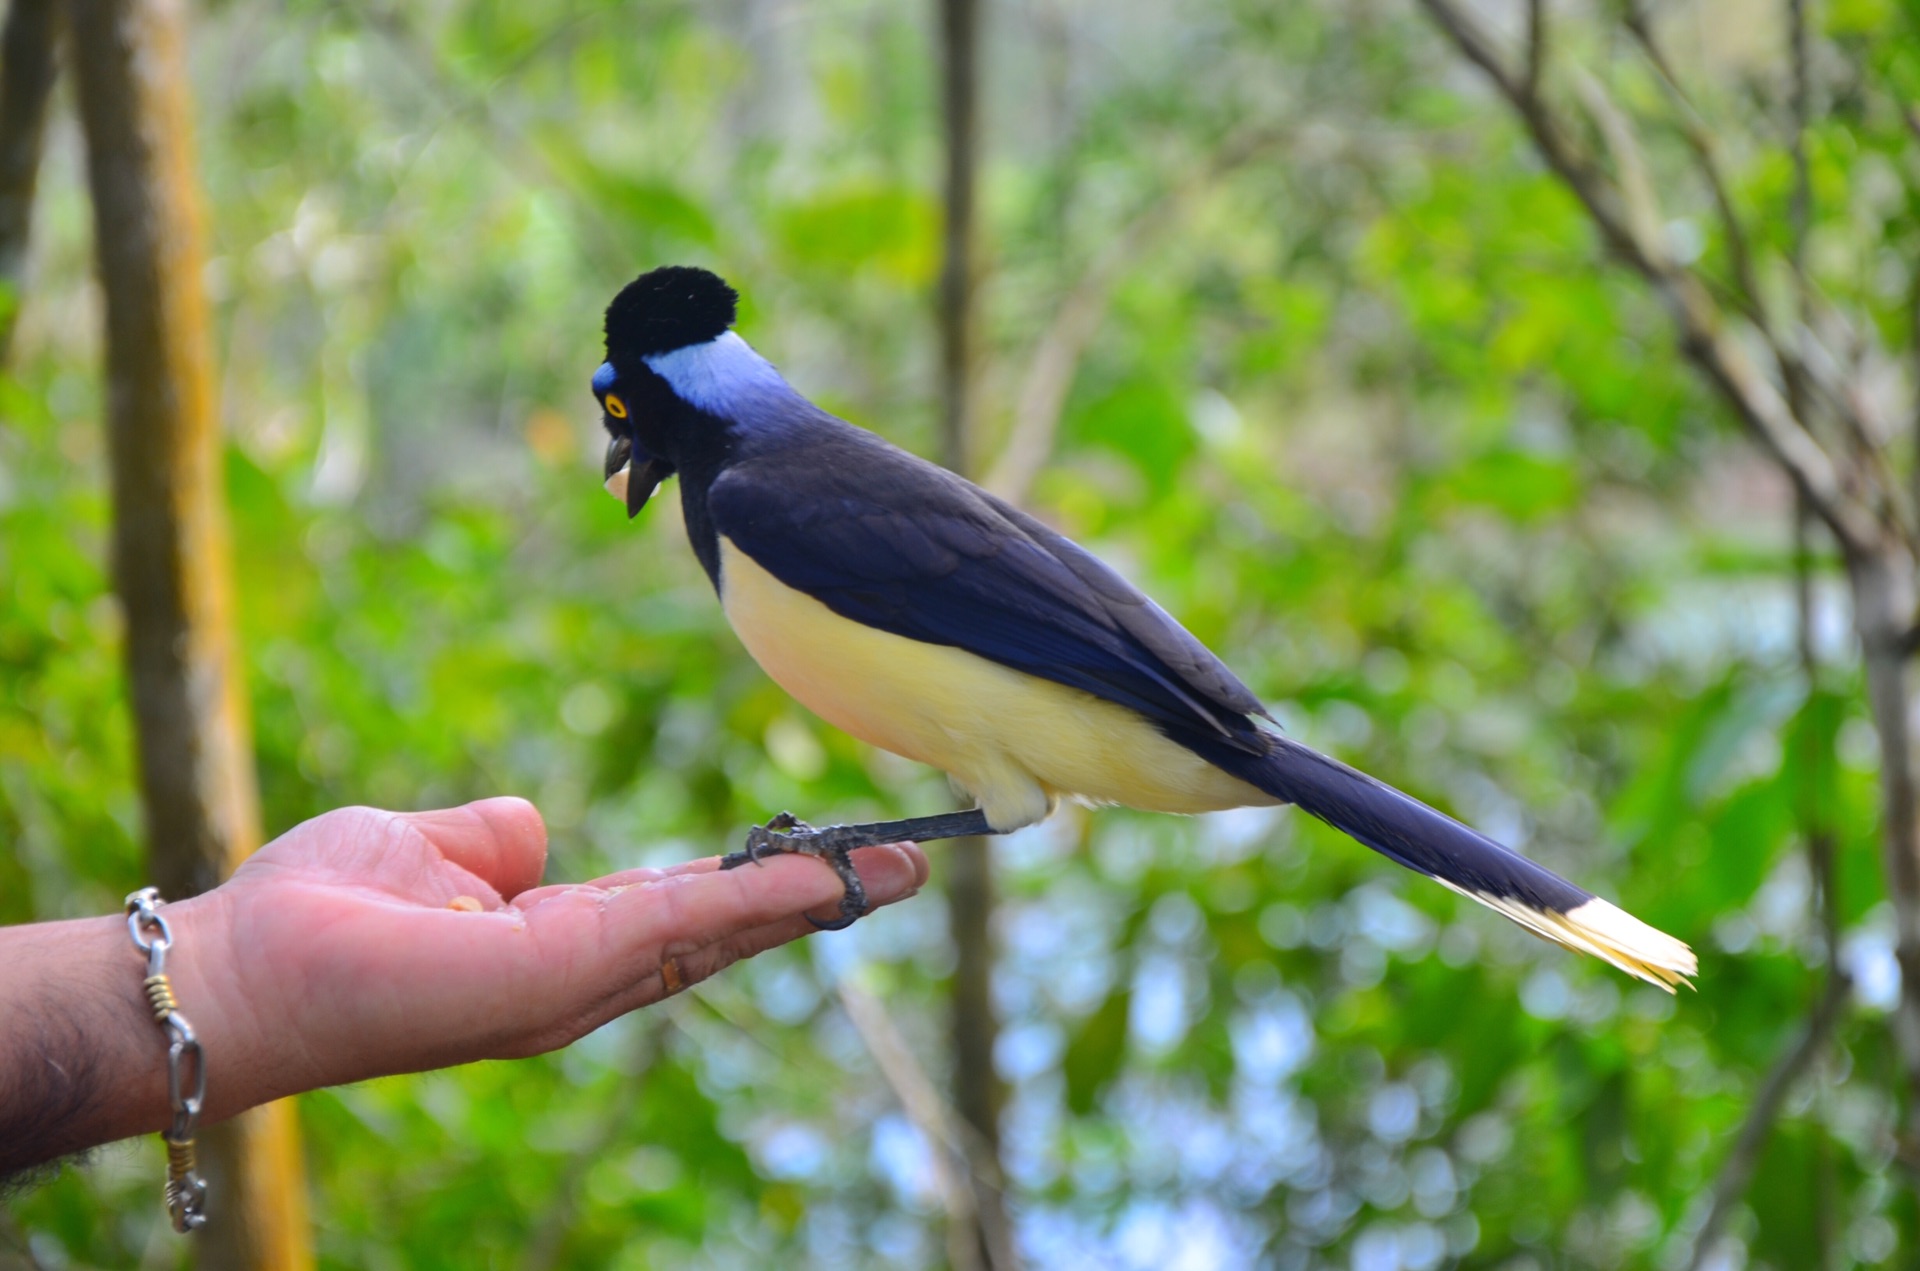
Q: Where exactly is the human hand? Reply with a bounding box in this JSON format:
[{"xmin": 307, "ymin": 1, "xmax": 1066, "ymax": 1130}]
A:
[{"xmin": 165, "ymin": 799, "xmax": 927, "ymax": 1118}]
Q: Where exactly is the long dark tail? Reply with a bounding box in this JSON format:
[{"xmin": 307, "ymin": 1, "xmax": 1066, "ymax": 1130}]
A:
[{"xmin": 1203, "ymin": 733, "xmax": 1695, "ymax": 990}]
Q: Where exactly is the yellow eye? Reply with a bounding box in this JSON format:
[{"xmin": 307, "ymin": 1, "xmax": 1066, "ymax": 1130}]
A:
[{"xmin": 604, "ymin": 393, "xmax": 628, "ymax": 419}]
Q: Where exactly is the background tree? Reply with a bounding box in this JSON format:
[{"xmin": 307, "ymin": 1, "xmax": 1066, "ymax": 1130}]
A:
[
  {"xmin": 0, "ymin": 0, "xmax": 54, "ymax": 363},
  {"xmin": 934, "ymin": 0, "xmax": 1018, "ymax": 1268},
  {"xmin": 7, "ymin": 0, "xmax": 314, "ymax": 1261},
  {"xmin": 1415, "ymin": 1, "xmax": 1914, "ymax": 1260}
]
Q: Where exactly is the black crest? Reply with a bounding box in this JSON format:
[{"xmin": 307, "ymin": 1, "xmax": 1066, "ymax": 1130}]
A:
[{"xmin": 604, "ymin": 266, "xmax": 739, "ymax": 365}]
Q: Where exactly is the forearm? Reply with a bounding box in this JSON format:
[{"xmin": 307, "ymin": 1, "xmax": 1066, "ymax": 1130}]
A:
[
  {"xmin": 0, "ymin": 803, "xmax": 930, "ymax": 1188},
  {"xmin": 0, "ymin": 909, "xmax": 192, "ymax": 1179}
]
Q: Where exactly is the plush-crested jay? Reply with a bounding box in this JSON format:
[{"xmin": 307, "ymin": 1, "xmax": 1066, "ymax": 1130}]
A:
[{"xmin": 593, "ymin": 266, "xmax": 1694, "ymax": 990}]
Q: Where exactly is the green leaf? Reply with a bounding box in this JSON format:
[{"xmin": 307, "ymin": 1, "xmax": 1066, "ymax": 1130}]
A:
[{"xmin": 1062, "ymin": 986, "xmax": 1131, "ymax": 1117}]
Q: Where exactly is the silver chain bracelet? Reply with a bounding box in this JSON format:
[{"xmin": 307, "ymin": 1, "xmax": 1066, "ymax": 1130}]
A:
[{"xmin": 124, "ymin": 887, "xmax": 209, "ymax": 1233}]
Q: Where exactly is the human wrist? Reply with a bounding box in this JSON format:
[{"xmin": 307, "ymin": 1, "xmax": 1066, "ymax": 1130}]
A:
[
  {"xmin": 0, "ymin": 910, "xmax": 172, "ymax": 1172},
  {"xmin": 78, "ymin": 884, "xmax": 289, "ymax": 1130},
  {"xmin": 0, "ymin": 882, "xmax": 319, "ymax": 1192},
  {"xmin": 148, "ymin": 884, "xmax": 303, "ymax": 1120}
]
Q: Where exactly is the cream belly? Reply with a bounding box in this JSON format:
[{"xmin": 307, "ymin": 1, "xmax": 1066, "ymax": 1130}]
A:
[{"xmin": 716, "ymin": 538, "xmax": 1277, "ymax": 831}]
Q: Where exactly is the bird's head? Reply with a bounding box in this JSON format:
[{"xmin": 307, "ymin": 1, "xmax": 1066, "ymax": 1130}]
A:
[{"xmin": 596, "ymin": 264, "xmax": 781, "ymax": 518}]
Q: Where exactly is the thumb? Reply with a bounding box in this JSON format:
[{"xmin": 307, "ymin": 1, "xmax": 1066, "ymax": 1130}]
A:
[{"xmin": 399, "ymin": 797, "xmax": 549, "ymax": 900}]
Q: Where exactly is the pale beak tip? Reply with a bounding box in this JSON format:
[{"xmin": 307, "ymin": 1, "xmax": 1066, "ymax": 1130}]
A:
[{"xmin": 604, "ymin": 464, "xmax": 630, "ymax": 503}]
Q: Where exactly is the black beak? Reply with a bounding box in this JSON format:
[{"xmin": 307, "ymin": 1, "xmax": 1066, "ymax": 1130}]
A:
[
  {"xmin": 603, "ymin": 434, "xmax": 673, "ymax": 519},
  {"xmin": 603, "ymin": 434, "xmax": 632, "ymax": 482},
  {"xmin": 626, "ymin": 457, "xmax": 671, "ymax": 518}
]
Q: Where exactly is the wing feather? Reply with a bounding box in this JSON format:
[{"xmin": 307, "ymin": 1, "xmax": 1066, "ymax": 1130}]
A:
[{"xmin": 707, "ymin": 430, "xmax": 1265, "ymax": 749}]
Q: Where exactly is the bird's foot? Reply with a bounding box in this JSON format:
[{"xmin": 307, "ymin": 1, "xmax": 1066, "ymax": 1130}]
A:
[
  {"xmin": 722, "ymin": 811, "xmax": 811, "ymax": 868},
  {"xmin": 719, "ymin": 812, "xmax": 870, "ymax": 931}
]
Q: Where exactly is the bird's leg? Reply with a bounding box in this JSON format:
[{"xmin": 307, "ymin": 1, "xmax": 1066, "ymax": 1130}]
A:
[{"xmin": 720, "ymin": 808, "xmax": 996, "ymax": 931}]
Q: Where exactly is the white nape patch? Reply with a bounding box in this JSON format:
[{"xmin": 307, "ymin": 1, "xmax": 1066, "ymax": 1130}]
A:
[
  {"xmin": 1434, "ymin": 880, "xmax": 1697, "ymax": 992},
  {"xmin": 604, "ymin": 463, "xmax": 630, "ymax": 503},
  {"xmin": 643, "ymin": 331, "xmax": 794, "ymax": 419}
]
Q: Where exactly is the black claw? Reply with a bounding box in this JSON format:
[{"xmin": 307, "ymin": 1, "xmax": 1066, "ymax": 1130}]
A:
[
  {"xmin": 720, "ymin": 812, "xmax": 811, "ymax": 871},
  {"xmin": 720, "ymin": 813, "xmax": 872, "ymax": 930}
]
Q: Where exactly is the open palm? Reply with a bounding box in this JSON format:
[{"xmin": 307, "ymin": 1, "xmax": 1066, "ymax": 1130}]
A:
[{"xmin": 171, "ymin": 798, "xmax": 927, "ymax": 1118}]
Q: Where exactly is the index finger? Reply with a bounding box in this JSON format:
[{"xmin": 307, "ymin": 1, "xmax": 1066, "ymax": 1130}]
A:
[
  {"xmin": 518, "ymin": 843, "xmax": 928, "ymax": 963},
  {"xmin": 512, "ymin": 842, "xmax": 930, "ymax": 910}
]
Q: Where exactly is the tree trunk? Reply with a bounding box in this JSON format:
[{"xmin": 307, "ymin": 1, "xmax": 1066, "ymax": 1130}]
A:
[
  {"xmin": 945, "ymin": 839, "xmax": 1014, "ymax": 1267},
  {"xmin": 937, "ymin": 0, "xmax": 980, "ymax": 478},
  {"xmin": 66, "ymin": 0, "xmax": 312, "ymax": 1264},
  {"xmin": 0, "ymin": 0, "xmax": 58, "ymax": 362},
  {"xmin": 1849, "ymin": 547, "xmax": 1920, "ymax": 1155},
  {"xmin": 937, "ymin": 0, "xmax": 1016, "ymax": 1266}
]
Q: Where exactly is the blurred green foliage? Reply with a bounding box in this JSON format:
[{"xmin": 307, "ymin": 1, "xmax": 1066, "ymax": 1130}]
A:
[{"xmin": 3, "ymin": 0, "xmax": 1917, "ymax": 1267}]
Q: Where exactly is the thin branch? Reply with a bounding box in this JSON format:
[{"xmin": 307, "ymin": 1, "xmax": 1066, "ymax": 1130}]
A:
[
  {"xmin": 1906, "ymin": 122, "xmax": 1920, "ymax": 543},
  {"xmin": 1524, "ymin": 0, "xmax": 1546, "ymax": 99},
  {"xmin": 678, "ymin": 984, "xmax": 859, "ymax": 1087},
  {"xmin": 1684, "ymin": 492, "xmax": 1852, "ymax": 1271},
  {"xmin": 1797, "ymin": 499, "xmax": 1843, "ymax": 969},
  {"xmin": 676, "ymin": 976, "xmax": 1008, "ymax": 1269},
  {"xmin": 1418, "ymin": 0, "xmax": 1882, "ymax": 558},
  {"xmin": 1771, "ymin": 0, "xmax": 1893, "ymax": 525},
  {"xmin": 1788, "ymin": 0, "xmax": 1812, "ymax": 316},
  {"xmin": 1682, "ymin": 969, "xmax": 1849, "ymax": 1271},
  {"xmin": 1614, "ymin": 13, "xmax": 1898, "ymax": 536},
  {"xmin": 1568, "ymin": 66, "xmax": 1664, "ymax": 259},
  {"xmin": 331, "ymin": 0, "xmax": 632, "ymax": 276},
  {"xmin": 1623, "ymin": 1, "xmax": 1908, "ymax": 542},
  {"xmin": 984, "ymin": 213, "xmax": 1159, "ymax": 508},
  {"xmin": 1570, "ymin": 46, "xmax": 1854, "ymax": 466},
  {"xmin": 839, "ymin": 982, "xmax": 1014, "ymax": 1271},
  {"xmin": 984, "ymin": 126, "xmax": 1283, "ymax": 507},
  {"xmin": 1891, "ymin": 76, "xmax": 1920, "ymax": 528},
  {"xmin": 1621, "ymin": 4, "xmax": 1765, "ymax": 319},
  {"xmin": 1796, "ymin": 490, "xmax": 1845, "ymax": 1270},
  {"xmin": 1912, "ymin": 279, "xmax": 1920, "ymax": 537},
  {"xmin": 1853, "ymin": 547, "xmax": 1920, "ymax": 1173},
  {"xmin": 521, "ymin": 1021, "xmax": 661, "ymax": 1271}
]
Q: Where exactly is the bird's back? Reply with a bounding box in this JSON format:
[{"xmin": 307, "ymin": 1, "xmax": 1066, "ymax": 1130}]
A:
[{"xmin": 705, "ymin": 416, "xmax": 1274, "ymax": 754}]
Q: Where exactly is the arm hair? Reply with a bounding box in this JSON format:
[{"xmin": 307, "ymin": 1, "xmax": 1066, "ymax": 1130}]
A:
[{"xmin": 0, "ymin": 983, "xmax": 114, "ymax": 1190}]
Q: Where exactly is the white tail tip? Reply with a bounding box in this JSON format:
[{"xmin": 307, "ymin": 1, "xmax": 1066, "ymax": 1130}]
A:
[{"xmin": 1445, "ymin": 886, "xmax": 1698, "ymax": 991}]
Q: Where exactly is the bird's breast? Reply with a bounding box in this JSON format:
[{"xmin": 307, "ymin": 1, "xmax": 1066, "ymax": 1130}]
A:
[{"xmin": 715, "ymin": 538, "xmax": 1275, "ymax": 830}]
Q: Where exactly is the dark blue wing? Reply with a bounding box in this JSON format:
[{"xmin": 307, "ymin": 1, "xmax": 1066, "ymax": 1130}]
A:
[{"xmin": 706, "ymin": 428, "xmax": 1269, "ymax": 751}]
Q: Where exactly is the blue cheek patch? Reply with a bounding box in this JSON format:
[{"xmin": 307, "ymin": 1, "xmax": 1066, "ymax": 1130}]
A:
[{"xmin": 591, "ymin": 361, "xmax": 618, "ymax": 398}]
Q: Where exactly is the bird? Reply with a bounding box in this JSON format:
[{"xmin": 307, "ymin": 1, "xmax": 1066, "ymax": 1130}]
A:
[{"xmin": 592, "ymin": 264, "xmax": 1696, "ymax": 991}]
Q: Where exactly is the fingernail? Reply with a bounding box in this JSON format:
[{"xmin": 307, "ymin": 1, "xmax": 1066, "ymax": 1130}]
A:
[{"xmin": 873, "ymin": 848, "xmax": 927, "ymax": 902}]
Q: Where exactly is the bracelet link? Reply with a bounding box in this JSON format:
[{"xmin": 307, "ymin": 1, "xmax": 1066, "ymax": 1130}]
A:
[
  {"xmin": 164, "ymin": 1137, "xmax": 209, "ymax": 1233},
  {"xmin": 144, "ymin": 973, "xmax": 179, "ymax": 1021},
  {"xmin": 126, "ymin": 887, "xmax": 210, "ymax": 1234},
  {"xmin": 166, "ymin": 1027, "xmax": 207, "ymax": 1135}
]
